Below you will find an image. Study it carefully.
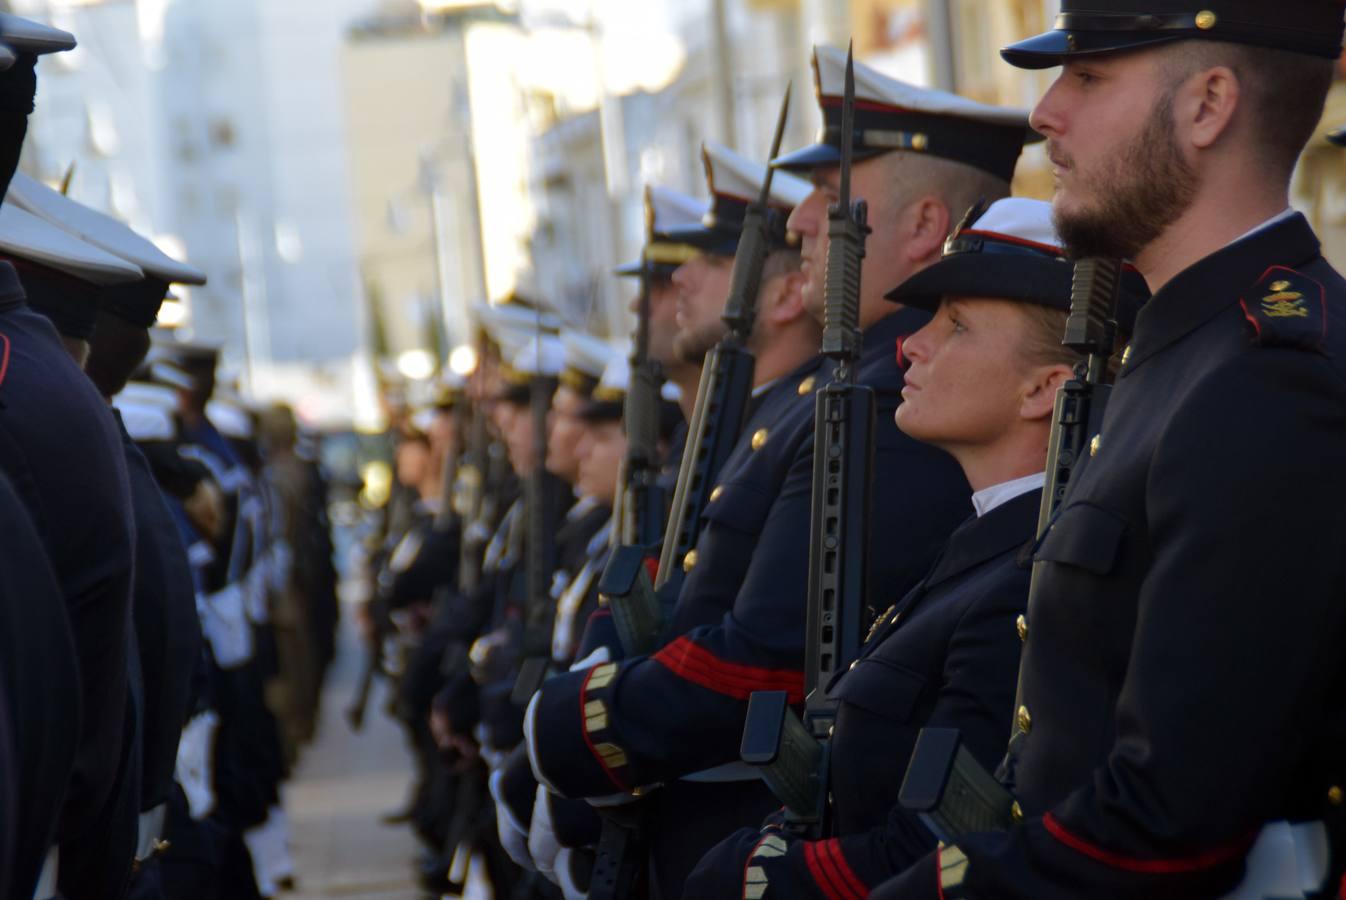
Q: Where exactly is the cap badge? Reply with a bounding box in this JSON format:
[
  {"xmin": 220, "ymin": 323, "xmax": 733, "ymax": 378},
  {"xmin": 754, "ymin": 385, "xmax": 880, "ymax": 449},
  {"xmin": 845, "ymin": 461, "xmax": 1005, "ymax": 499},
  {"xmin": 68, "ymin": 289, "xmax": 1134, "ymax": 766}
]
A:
[
  {"xmin": 1195, "ymin": 10, "xmax": 1217, "ymax": 30},
  {"xmin": 1263, "ymin": 280, "xmax": 1308, "ymax": 319}
]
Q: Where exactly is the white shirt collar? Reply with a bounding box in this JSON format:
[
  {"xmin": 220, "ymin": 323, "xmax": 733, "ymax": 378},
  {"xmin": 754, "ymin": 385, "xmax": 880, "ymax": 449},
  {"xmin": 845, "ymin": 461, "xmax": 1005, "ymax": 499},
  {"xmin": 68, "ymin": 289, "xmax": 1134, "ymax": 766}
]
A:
[
  {"xmin": 1228, "ymin": 208, "xmax": 1296, "ymax": 248},
  {"xmin": 971, "ymin": 472, "xmax": 1045, "ymax": 518}
]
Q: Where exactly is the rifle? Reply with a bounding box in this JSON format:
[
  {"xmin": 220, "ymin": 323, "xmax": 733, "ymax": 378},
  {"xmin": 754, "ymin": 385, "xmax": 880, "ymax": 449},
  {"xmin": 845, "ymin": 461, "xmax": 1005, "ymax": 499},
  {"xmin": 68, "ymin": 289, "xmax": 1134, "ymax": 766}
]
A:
[
  {"xmin": 740, "ymin": 46, "xmax": 873, "ymax": 838},
  {"xmin": 345, "ymin": 591, "xmax": 387, "ymax": 732},
  {"xmin": 618, "ymin": 188, "xmax": 668, "ymax": 549},
  {"xmin": 898, "ymin": 258, "xmax": 1123, "ymax": 844},
  {"xmin": 457, "ymin": 331, "xmax": 493, "ymax": 596},
  {"xmin": 601, "ymin": 85, "xmax": 794, "ymax": 657}
]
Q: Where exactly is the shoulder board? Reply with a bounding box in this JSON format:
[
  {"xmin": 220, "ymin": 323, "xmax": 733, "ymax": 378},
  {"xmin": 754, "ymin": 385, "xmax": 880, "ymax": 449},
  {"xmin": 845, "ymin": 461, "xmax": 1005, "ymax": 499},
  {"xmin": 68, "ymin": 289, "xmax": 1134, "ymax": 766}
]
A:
[{"xmin": 1238, "ymin": 265, "xmax": 1326, "ymax": 353}]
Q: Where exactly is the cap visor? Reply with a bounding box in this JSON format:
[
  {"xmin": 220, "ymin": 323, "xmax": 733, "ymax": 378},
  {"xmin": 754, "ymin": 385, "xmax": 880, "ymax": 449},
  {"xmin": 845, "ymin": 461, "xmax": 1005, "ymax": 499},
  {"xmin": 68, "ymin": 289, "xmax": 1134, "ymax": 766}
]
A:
[
  {"xmin": 1329, "ymin": 128, "xmax": 1346, "ymax": 147},
  {"xmin": 612, "ymin": 260, "xmax": 642, "ymax": 277},
  {"xmin": 662, "ymin": 225, "xmax": 739, "ymax": 257},
  {"xmin": 885, "ymin": 255, "xmax": 1073, "ymax": 312},
  {"xmin": 771, "ymin": 142, "xmax": 840, "ymax": 172},
  {"xmin": 1002, "ymin": 29, "xmax": 1185, "ymax": 69}
]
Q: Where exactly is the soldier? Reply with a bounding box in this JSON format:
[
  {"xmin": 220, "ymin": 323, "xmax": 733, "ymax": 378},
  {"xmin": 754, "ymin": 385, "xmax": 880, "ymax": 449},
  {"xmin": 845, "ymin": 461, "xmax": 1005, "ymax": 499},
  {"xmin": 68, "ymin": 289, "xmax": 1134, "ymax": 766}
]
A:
[
  {"xmin": 614, "ymin": 185, "xmax": 707, "ymax": 422},
  {"xmin": 8, "ymin": 170, "xmax": 212, "ymax": 899},
  {"xmin": 685, "ymin": 198, "xmax": 1145, "ymax": 896},
  {"xmin": 873, "ymin": 3, "xmax": 1346, "ymax": 898},
  {"xmin": 0, "ymin": 20, "xmax": 153, "ymax": 893},
  {"xmin": 528, "ymin": 49, "xmax": 1039, "ymax": 895}
]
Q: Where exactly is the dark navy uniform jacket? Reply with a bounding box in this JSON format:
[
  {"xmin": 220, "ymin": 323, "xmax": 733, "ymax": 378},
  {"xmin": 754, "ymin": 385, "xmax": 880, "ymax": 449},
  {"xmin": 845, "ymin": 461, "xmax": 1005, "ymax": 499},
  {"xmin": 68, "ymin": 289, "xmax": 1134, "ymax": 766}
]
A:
[
  {"xmin": 0, "ymin": 467, "xmax": 80, "ymax": 900},
  {"xmin": 877, "ymin": 214, "xmax": 1346, "ymax": 899},
  {"xmin": 0, "ymin": 267, "xmax": 139, "ymax": 897},
  {"xmin": 531, "ymin": 307, "xmax": 968, "ymax": 798},
  {"xmin": 685, "ymin": 489, "xmax": 1039, "ymax": 898},
  {"xmin": 118, "ymin": 415, "xmax": 204, "ymax": 812}
]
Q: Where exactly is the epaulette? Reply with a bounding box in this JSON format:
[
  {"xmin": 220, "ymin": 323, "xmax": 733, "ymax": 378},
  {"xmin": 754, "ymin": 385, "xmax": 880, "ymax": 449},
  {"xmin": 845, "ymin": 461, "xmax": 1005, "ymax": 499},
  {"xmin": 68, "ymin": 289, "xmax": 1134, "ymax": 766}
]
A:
[{"xmin": 1238, "ymin": 265, "xmax": 1326, "ymax": 353}]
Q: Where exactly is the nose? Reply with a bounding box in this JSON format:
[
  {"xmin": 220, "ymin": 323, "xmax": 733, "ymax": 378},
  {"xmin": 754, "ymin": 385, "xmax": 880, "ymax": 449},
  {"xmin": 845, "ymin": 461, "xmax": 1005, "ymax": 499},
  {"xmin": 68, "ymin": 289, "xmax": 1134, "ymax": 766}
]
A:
[
  {"xmin": 671, "ymin": 260, "xmax": 692, "ymax": 292},
  {"xmin": 1029, "ymin": 74, "xmax": 1067, "ymax": 138},
  {"xmin": 902, "ymin": 321, "xmax": 934, "ymax": 365},
  {"xmin": 787, "ymin": 188, "xmax": 824, "ymax": 237}
]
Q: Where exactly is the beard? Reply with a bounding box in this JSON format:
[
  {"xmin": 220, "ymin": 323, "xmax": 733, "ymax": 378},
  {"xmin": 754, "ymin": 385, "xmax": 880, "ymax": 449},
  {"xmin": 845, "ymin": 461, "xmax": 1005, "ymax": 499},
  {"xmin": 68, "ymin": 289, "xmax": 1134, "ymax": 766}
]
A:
[
  {"xmin": 1052, "ymin": 91, "xmax": 1197, "ymax": 261},
  {"xmin": 672, "ymin": 319, "xmax": 727, "ymax": 365}
]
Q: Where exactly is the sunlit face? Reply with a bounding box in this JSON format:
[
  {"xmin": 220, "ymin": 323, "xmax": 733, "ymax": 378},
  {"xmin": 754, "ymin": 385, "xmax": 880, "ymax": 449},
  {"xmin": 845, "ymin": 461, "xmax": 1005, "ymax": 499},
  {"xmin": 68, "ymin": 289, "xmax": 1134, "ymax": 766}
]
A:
[
  {"xmin": 546, "ymin": 386, "xmax": 587, "ymax": 484},
  {"xmin": 895, "ymin": 297, "xmax": 1042, "ymax": 451},
  {"xmin": 1032, "ymin": 52, "xmax": 1195, "ymax": 259},
  {"xmin": 428, "ymin": 409, "xmax": 457, "ymax": 462},
  {"xmin": 575, "ymin": 419, "xmax": 625, "ymax": 505},
  {"xmin": 670, "ymin": 252, "xmax": 732, "ymax": 363},
  {"xmin": 788, "ymin": 154, "xmax": 906, "ymax": 325},
  {"xmin": 631, "ymin": 279, "xmax": 682, "ymax": 369}
]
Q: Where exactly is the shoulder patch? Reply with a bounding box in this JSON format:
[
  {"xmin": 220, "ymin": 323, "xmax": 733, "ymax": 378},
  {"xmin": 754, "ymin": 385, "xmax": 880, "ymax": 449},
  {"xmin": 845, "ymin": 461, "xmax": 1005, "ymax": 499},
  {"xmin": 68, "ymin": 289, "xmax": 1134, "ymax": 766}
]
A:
[{"xmin": 1238, "ymin": 266, "xmax": 1326, "ymax": 353}]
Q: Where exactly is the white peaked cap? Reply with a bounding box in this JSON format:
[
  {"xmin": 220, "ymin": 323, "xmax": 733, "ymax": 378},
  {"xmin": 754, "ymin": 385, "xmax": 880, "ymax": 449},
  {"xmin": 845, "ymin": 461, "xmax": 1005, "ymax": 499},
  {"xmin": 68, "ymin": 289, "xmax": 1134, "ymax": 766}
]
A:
[
  {"xmin": 115, "ymin": 398, "xmax": 178, "ymax": 442},
  {"xmin": 478, "ymin": 301, "xmax": 562, "ymax": 340},
  {"xmin": 207, "ymin": 400, "xmax": 254, "ymax": 441},
  {"xmin": 510, "ymin": 333, "xmax": 566, "ymax": 378},
  {"xmin": 8, "ymin": 173, "xmax": 207, "ymax": 285},
  {"xmin": 660, "ymin": 381, "xmax": 682, "ymax": 403},
  {"xmin": 703, "ymin": 141, "xmax": 811, "ymax": 209},
  {"xmin": 648, "ymin": 186, "xmax": 709, "ymax": 235},
  {"xmin": 0, "ymin": 204, "xmax": 143, "ymax": 285},
  {"xmin": 410, "ymin": 407, "xmax": 436, "ymax": 434},
  {"xmin": 560, "ymin": 330, "xmax": 622, "ymax": 380},
  {"xmin": 595, "ymin": 354, "xmax": 630, "ymax": 398},
  {"xmin": 813, "ymin": 45, "xmax": 1031, "ymax": 128},
  {"xmin": 963, "ymin": 198, "xmax": 1063, "ymax": 253}
]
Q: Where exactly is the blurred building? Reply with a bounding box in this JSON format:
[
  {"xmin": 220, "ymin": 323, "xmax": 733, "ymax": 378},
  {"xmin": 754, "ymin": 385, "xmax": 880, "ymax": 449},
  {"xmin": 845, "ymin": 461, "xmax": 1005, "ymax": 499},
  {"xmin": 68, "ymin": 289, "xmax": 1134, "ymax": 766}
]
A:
[{"xmin": 340, "ymin": 2, "xmax": 500, "ymax": 369}]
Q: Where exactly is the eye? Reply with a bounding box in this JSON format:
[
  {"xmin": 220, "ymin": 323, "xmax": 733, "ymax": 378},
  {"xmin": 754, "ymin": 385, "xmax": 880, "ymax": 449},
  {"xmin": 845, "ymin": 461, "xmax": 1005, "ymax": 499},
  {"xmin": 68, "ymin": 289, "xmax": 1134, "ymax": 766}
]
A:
[{"xmin": 1074, "ymin": 70, "xmax": 1099, "ymax": 86}]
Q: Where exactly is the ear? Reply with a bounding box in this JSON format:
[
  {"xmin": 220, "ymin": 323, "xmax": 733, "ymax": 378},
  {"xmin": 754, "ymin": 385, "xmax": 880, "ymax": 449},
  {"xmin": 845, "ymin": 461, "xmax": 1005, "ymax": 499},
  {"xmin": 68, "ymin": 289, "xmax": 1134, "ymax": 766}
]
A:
[
  {"xmin": 1184, "ymin": 65, "xmax": 1241, "ymax": 151},
  {"xmin": 1019, "ymin": 364, "xmax": 1073, "ymax": 422},
  {"xmin": 900, "ymin": 196, "xmax": 952, "ymax": 268},
  {"xmin": 760, "ymin": 270, "xmax": 809, "ymax": 326}
]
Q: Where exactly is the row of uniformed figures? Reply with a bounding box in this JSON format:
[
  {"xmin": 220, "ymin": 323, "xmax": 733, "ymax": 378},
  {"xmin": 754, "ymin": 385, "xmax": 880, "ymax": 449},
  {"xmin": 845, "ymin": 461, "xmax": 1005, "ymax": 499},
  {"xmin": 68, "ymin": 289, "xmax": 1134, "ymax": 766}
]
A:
[
  {"xmin": 364, "ymin": 2, "xmax": 1346, "ymax": 899},
  {"xmin": 0, "ymin": 15, "xmax": 341, "ymax": 900}
]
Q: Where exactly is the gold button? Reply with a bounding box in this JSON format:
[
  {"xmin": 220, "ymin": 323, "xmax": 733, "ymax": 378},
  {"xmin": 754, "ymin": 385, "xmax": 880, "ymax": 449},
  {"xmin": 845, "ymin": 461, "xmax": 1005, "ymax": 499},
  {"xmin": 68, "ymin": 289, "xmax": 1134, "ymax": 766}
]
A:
[
  {"xmin": 1121, "ymin": 345, "xmax": 1132, "ymax": 367},
  {"xmin": 1195, "ymin": 9, "xmax": 1217, "ymax": 30},
  {"xmin": 1330, "ymin": 786, "xmax": 1344, "ymax": 806},
  {"xmin": 911, "ymin": 133, "xmax": 929, "ymax": 151},
  {"xmin": 797, "ymin": 376, "xmax": 816, "ymax": 396},
  {"xmin": 1016, "ymin": 615, "xmax": 1028, "ymax": 643},
  {"xmin": 710, "ymin": 486, "xmax": 724, "ymax": 503},
  {"xmin": 1016, "ymin": 705, "xmax": 1032, "ymax": 734},
  {"xmin": 682, "ymin": 550, "xmax": 699, "ymax": 573},
  {"xmin": 1090, "ymin": 435, "xmax": 1102, "ymax": 457},
  {"xmin": 751, "ymin": 428, "xmax": 769, "ymax": 451},
  {"xmin": 1010, "ymin": 801, "xmax": 1023, "ymax": 824}
]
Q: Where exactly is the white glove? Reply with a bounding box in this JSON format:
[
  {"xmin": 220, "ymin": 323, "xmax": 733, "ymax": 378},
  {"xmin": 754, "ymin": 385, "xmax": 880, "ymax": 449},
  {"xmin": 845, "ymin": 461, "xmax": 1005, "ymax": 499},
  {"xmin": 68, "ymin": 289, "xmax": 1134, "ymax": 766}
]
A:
[
  {"xmin": 175, "ymin": 711, "xmax": 220, "ymax": 820},
  {"xmin": 528, "ymin": 785, "xmax": 563, "ymax": 884},
  {"xmin": 489, "ymin": 767, "xmax": 536, "ymax": 870}
]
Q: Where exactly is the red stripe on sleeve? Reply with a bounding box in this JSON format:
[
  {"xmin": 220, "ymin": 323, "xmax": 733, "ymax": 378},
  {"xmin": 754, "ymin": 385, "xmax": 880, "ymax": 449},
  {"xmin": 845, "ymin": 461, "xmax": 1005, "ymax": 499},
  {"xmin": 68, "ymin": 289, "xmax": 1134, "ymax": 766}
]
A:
[
  {"xmin": 1042, "ymin": 813, "xmax": 1254, "ymax": 875},
  {"xmin": 652, "ymin": 636, "xmax": 805, "ymax": 703},
  {"xmin": 803, "ymin": 841, "xmax": 851, "ymax": 900},
  {"xmin": 818, "ymin": 839, "xmax": 868, "ymax": 899}
]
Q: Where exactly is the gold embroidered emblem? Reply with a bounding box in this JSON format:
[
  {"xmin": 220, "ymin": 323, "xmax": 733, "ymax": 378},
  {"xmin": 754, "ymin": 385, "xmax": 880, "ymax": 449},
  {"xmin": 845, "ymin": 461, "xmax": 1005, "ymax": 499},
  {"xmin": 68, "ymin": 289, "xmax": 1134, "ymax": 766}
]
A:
[{"xmin": 1262, "ymin": 281, "xmax": 1309, "ymax": 318}]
